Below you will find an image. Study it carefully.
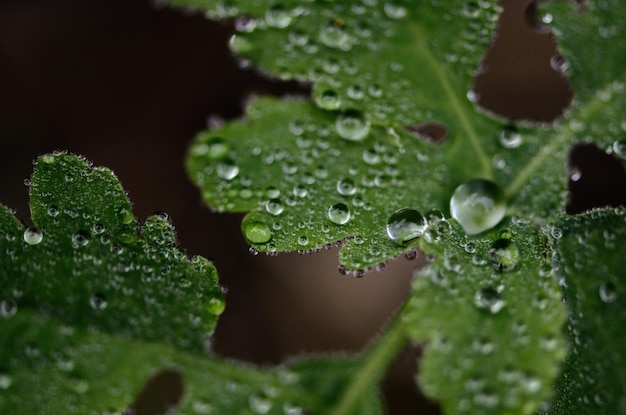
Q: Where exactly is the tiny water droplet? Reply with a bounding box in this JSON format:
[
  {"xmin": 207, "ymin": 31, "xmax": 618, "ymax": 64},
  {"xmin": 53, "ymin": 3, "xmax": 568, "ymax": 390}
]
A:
[
  {"xmin": 450, "ymin": 179, "xmax": 506, "ymax": 235},
  {"xmin": 491, "ymin": 238, "xmax": 519, "ymax": 271},
  {"xmin": 118, "ymin": 208, "xmax": 134, "ymax": 225},
  {"xmin": 72, "ymin": 230, "xmax": 90, "ymax": 247},
  {"xmin": 90, "ymin": 293, "xmax": 108, "ymax": 311},
  {"xmin": 474, "ymin": 287, "xmax": 505, "ymax": 314},
  {"xmin": 0, "ymin": 373, "xmax": 12, "ymax": 390},
  {"xmin": 336, "ymin": 110, "xmax": 370, "ymax": 141},
  {"xmin": 550, "ymin": 55, "xmax": 568, "ymax": 72},
  {"xmin": 463, "ymin": 2, "xmax": 480, "ymax": 18},
  {"xmin": 266, "ymin": 5, "xmax": 292, "ymax": 28},
  {"xmin": 499, "ymin": 127, "xmax": 523, "ymax": 148},
  {"xmin": 328, "ymin": 203, "xmax": 351, "ymax": 225},
  {"xmin": 23, "ymin": 227, "xmax": 43, "ymax": 245},
  {"xmin": 316, "ymin": 89, "xmax": 342, "ymax": 110},
  {"xmin": 337, "ymin": 178, "xmax": 357, "ymax": 195},
  {"xmin": 298, "ymin": 235, "xmax": 309, "ymax": 246},
  {"xmin": 319, "ymin": 22, "xmax": 352, "ymax": 50},
  {"xmin": 92, "ymin": 223, "xmax": 105, "ymax": 235},
  {"xmin": 207, "ymin": 297, "xmax": 226, "ymax": 315},
  {"xmin": 217, "ymin": 159, "xmax": 239, "ymax": 180},
  {"xmin": 265, "ymin": 199, "xmax": 284, "ymax": 216},
  {"xmin": 550, "ymin": 227, "xmax": 563, "ymax": 239},
  {"xmin": 384, "ymin": 2, "xmax": 407, "ymax": 19},
  {"xmin": 244, "ymin": 222, "xmax": 272, "ymax": 244},
  {"xmin": 0, "ymin": 299, "xmax": 17, "ymax": 318},
  {"xmin": 599, "ymin": 281, "xmax": 617, "ymax": 303},
  {"xmin": 47, "ymin": 205, "xmax": 60, "ymax": 217},
  {"xmin": 386, "ymin": 208, "xmax": 427, "ymax": 244},
  {"xmin": 249, "ymin": 394, "xmax": 272, "ymax": 414},
  {"xmin": 612, "ymin": 139, "xmax": 626, "ymax": 159},
  {"xmin": 205, "ymin": 137, "xmax": 230, "ymax": 160}
]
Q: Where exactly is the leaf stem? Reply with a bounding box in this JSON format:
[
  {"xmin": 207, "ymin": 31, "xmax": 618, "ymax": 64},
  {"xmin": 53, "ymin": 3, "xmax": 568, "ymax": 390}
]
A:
[{"xmin": 328, "ymin": 300, "xmax": 410, "ymax": 415}]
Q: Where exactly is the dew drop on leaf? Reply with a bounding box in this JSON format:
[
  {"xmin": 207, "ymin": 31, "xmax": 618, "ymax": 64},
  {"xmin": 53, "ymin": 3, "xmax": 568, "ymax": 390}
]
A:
[
  {"xmin": 612, "ymin": 139, "xmax": 626, "ymax": 159},
  {"xmin": 0, "ymin": 372, "xmax": 12, "ymax": 390},
  {"xmin": 474, "ymin": 287, "xmax": 505, "ymax": 314},
  {"xmin": 383, "ymin": 2, "xmax": 407, "ymax": 19},
  {"xmin": 216, "ymin": 159, "xmax": 240, "ymax": 181},
  {"xmin": 23, "ymin": 227, "xmax": 43, "ymax": 245},
  {"xmin": 249, "ymin": 394, "xmax": 272, "ymax": 414},
  {"xmin": 47, "ymin": 205, "xmax": 60, "ymax": 217},
  {"xmin": 316, "ymin": 89, "xmax": 342, "ymax": 110},
  {"xmin": 599, "ymin": 281, "xmax": 617, "ymax": 303},
  {"xmin": 550, "ymin": 226, "xmax": 563, "ymax": 239},
  {"xmin": 207, "ymin": 297, "xmax": 226, "ymax": 316},
  {"xmin": 386, "ymin": 208, "xmax": 427, "ymax": 244},
  {"xmin": 297, "ymin": 235, "xmax": 309, "ymax": 246},
  {"xmin": 450, "ymin": 179, "xmax": 506, "ymax": 235},
  {"xmin": 205, "ymin": 137, "xmax": 230, "ymax": 160},
  {"xmin": 498, "ymin": 127, "xmax": 523, "ymax": 149},
  {"xmin": 265, "ymin": 5, "xmax": 292, "ymax": 28},
  {"xmin": 490, "ymin": 238, "xmax": 519, "ymax": 272},
  {"xmin": 328, "ymin": 203, "xmax": 351, "ymax": 225},
  {"xmin": 243, "ymin": 221, "xmax": 273, "ymax": 244},
  {"xmin": 265, "ymin": 198, "xmax": 284, "ymax": 216},
  {"xmin": 72, "ymin": 230, "xmax": 90, "ymax": 247},
  {"xmin": 336, "ymin": 110, "xmax": 370, "ymax": 141},
  {"xmin": 0, "ymin": 299, "xmax": 17, "ymax": 318},
  {"xmin": 337, "ymin": 177, "xmax": 357, "ymax": 195},
  {"xmin": 117, "ymin": 208, "xmax": 134, "ymax": 225},
  {"xmin": 89, "ymin": 293, "xmax": 108, "ymax": 311},
  {"xmin": 319, "ymin": 22, "xmax": 352, "ymax": 50}
]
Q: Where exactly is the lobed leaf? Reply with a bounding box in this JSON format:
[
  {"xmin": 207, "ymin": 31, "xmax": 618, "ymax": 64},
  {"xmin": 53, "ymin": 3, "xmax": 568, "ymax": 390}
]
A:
[
  {"xmin": 403, "ymin": 218, "xmax": 567, "ymax": 415},
  {"xmin": 0, "ymin": 311, "xmax": 378, "ymax": 415},
  {"xmin": 542, "ymin": 209, "xmax": 626, "ymax": 414},
  {"xmin": 0, "ymin": 153, "xmax": 224, "ymax": 352}
]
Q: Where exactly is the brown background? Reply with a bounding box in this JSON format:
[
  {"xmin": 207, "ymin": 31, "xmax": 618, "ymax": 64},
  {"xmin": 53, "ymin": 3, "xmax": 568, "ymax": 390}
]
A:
[{"xmin": 1, "ymin": 0, "xmax": 624, "ymax": 414}]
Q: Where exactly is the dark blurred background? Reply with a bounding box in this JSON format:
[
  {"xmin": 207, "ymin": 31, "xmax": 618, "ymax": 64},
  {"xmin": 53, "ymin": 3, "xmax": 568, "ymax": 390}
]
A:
[{"xmin": 1, "ymin": 1, "xmax": 624, "ymax": 414}]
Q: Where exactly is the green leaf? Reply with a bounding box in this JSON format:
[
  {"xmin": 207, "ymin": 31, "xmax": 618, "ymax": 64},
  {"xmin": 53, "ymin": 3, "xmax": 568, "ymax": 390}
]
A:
[
  {"xmin": 0, "ymin": 311, "xmax": 376, "ymax": 415},
  {"xmin": 403, "ymin": 218, "xmax": 567, "ymax": 415},
  {"xmin": 542, "ymin": 209, "xmax": 626, "ymax": 414},
  {"xmin": 0, "ymin": 153, "xmax": 224, "ymax": 352}
]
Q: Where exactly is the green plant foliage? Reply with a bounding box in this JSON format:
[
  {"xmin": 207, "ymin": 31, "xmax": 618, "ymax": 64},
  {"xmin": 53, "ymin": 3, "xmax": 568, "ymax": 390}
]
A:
[
  {"xmin": 542, "ymin": 209, "xmax": 626, "ymax": 414},
  {"xmin": 166, "ymin": 0, "xmax": 626, "ymax": 413},
  {"xmin": 0, "ymin": 311, "xmax": 377, "ymax": 415},
  {"xmin": 0, "ymin": 153, "xmax": 223, "ymax": 352},
  {"xmin": 404, "ymin": 218, "xmax": 567, "ymax": 415}
]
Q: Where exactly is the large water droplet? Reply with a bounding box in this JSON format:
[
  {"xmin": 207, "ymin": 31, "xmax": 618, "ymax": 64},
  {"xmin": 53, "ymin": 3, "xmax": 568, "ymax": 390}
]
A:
[
  {"xmin": 491, "ymin": 238, "xmax": 519, "ymax": 272},
  {"xmin": 328, "ymin": 203, "xmax": 351, "ymax": 225},
  {"xmin": 23, "ymin": 227, "xmax": 43, "ymax": 245},
  {"xmin": 336, "ymin": 110, "xmax": 370, "ymax": 141},
  {"xmin": 450, "ymin": 179, "xmax": 506, "ymax": 235},
  {"xmin": 386, "ymin": 208, "xmax": 427, "ymax": 244},
  {"xmin": 244, "ymin": 222, "xmax": 272, "ymax": 244},
  {"xmin": 474, "ymin": 287, "xmax": 505, "ymax": 314}
]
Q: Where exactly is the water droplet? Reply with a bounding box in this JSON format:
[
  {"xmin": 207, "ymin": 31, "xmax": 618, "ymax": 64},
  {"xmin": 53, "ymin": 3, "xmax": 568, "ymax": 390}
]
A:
[
  {"xmin": 499, "ymin": 127, "xmax": 523, "ymax": 148},
  {"xmin": 0, "ymin": 373, "xmax": 12, "ymax": 390},
  {"xmin": 217, "ymin": 159, "xmax": 239, "ymax": 180},
  {"xmin": 118, "ymin": 207, "xmax": 134, "ymax": 225},
  {"xmin": 72, "ymin": 230, "xmax": 90, "ymax": 247},
  {"xmin": 612, "ymin": 139, "xmax": 626, "ymax": 159},
  {"xmin": 265, "ymin": 5, "xmax": 292, "ymax": 28},
  {"xmin": 384, "ymin": 2, "xmax": 407, "ymax": 19},
  {"xmin": 386, "ymin": 208, "xmax": 427, "ymax": 244},
  {"xmin": 298, "ymin": 235, "xmax": 309, "ymax": 246},
  {"xmin": 328, "ymin": 203, "xmax": 351, "ymax": 225},
  {"xmin": 599, "ymin": 281, "xmax": 617, "ymax": 303},
  {"xmin": 491, "ymin": 238, "xmax": 519, "ymax": 271},
  {"xmin": 316, "ymin": 89, "xmax": 342, "ymax": 110},
  {"xmin": 47, "ymin": 205, "xmax": 60, "ymax": 217},
  {"xmin": 244, "ymin": 222, "xmax": 272, "ymax": 244},
  {"xmin": 362, "ymin": 148, "xmax": 381, "ymax": 165},
  {"xmin": 450, "ymin": 179, "xmax": 506, "ymax": 235},
  {"xmin": 265, "ymin": 199, "xmax": 284, "ymax": 216},
  {"xmin": 249, "ymin": 394, "xmax": 272, "ymax": 414},
  {"xmin": 347, "ymin": 84, "xmax": 364, "ymax": 100},
  {"xmin": 319, "ymin": 22, "xmax": 352, "ymax": 50},
  {"xmin": 92, "ymin": 223, "xmax": 105, "ymax": 235},
  {"xmin": 292, "ymin": 184, "xmax": 308, "ymax": 198},
  {"xmin": 337, "ymin": 178, "xmax": 357, "ymax": 195},
  {"xmin": 192, "ymin": 400, "xmax": 214, "ymax": 414},
  {"xmin": 23, "ymin": 227, "xmax": 43, "ymax": 245},
  {"xmin": 207, "ymin": 297, "xmax": 226, "ymax": 315},
  {"xmin": 336, "ymin": 110, "xmax": 370, "ymax": 141},
  {"xmin": 474, "ymin": 287, "xmax": 505, "ymax": 314},
  {"xmin": 550, "ymin": 227, "xmax": 563, "ymax": 239},
  {"xmin": 205, "ymin": 137, "xmax": 230, "ymax": 160},
  {"xmin": 90, "ymin": 293, "xmax": 108, "ymax": 311},
  {"xmin": 0, "ymin": 299, "xmax": 17, "ymax": 318},
  {"xmin": 550, "ymin": 55, "xmax": 568, "ymax": 72}
]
